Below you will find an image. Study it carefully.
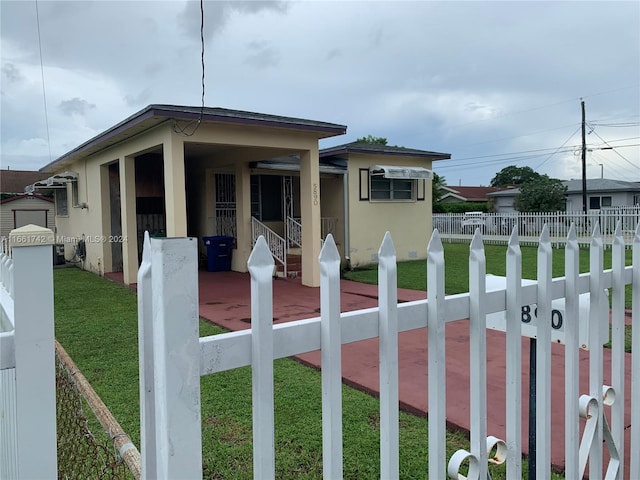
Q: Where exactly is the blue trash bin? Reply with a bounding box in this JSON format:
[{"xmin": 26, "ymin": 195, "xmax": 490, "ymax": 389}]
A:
[{"xmin": 203, "ymin": 236, "xmax": 234, "ymax": 272}]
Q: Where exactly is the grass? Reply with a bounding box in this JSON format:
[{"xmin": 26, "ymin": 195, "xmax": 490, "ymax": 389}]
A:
[
  {"xmin": 345, "ymin": 242, "xmax": 633, "ymax": 353},
  {"xmin": 53, "ymin": 267, "xmax": 562, "ymax": 479},
  {"xmin": 345, "ymin": 242, "xmax": 633, "ymax": 299}
]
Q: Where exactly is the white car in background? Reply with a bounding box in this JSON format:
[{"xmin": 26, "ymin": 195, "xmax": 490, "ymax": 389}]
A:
[{"xmin": 461, "ymin": 211, "xmax": 488, "ymax": 234}]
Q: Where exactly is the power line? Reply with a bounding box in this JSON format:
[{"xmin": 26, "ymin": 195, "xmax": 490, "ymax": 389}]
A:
[
  {"xmin": 588, "ymin": 127, "xmax": 639, "ymax": 170},
  {"xmin": 535, "ymin": 125, "xmax": 582, "ymax": 170},
  {"xmin": 172, "ymin": 0, "xmax": 206, "ymax": 137},
  {"xmin": 35, "ymin": 0, "xmax": 51, "ymax": 163}
]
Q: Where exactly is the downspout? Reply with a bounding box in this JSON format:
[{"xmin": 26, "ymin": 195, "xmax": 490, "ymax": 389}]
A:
[{"xmin": 342, "ymin": 171, "xmax": 350, "ymax": 270}]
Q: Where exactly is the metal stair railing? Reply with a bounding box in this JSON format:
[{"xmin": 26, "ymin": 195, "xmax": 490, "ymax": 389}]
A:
[
  {"xmin": 251, "ymin": 217, "xmax": 287, "ymax": 277},
  {"xmin": 286, "ymin": 217, "xmax": 302, "ymax": 248}
]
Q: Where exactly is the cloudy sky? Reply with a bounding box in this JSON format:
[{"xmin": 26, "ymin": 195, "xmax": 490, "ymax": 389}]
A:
[{"xmin": 1, "ymin": 0, "xmax": 639, "ymax": 186}]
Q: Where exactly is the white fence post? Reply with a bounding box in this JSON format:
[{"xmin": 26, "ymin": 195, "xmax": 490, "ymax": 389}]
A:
[
  {"xmin": 588, "ymin": 223, "xmax": 605, "ymax": 478},
  {"xmin": 505, "ymin": 227, "xmax": 522, "ymax": 478},
  {"xmin": 10, "ymin": 225, "xmax": 57, "ymax": 478},
  {"xmin": 137, "ymin": 232, "xmax": 157, "ymax": 480},
  {"xmin": 630, "ymin": 224, "xmax": 640, "ymax": 479},
  {"xmin": 378, "ymin": 232, "xmax": 399, "ymax": 479},
  {"xmin": 469, "ymin": 231, "xmax": 488, "ymax": 480},
  {"xmin": 611, "ymin": 222, "xmax": 626, "ymax": 480},
  {"xmin": 536, "ymin": 225, "xmax": 552, "ymax": 478},
  {"xmin": 319, "ymin": 234, "xmax": 343, "ymax": 479},
  {"xmin": 248, "ymin": 236, "xmax": 276, "ymax": 479},
  {"xmin": 149, "ymin": 236, "xmax": 202, "ymax": 479},
  {"xmin": 427, "ymin": 230, "xmax": 446, "ymax": 480},
  {"xmin": 564, "ymin": 224, "xmax": 580, "ymax": 478}
]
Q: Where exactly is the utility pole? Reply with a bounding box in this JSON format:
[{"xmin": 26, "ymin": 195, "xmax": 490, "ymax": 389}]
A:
[{"xmin": 581, "ymin": 99, "xmax": 587, "ymax": 213}]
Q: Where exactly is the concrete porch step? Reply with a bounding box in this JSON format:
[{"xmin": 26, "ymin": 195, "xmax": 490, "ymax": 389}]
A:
[{"xmin": 275, "ymin": 253, "xmax": 302, "ymax": 278}]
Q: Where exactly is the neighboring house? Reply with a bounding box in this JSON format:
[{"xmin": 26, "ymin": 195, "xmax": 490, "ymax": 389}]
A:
[
  {"xmin": 439, "ymin": 185, "xmax": 504, "ymax": 205},
  {"xmin": 26, "ymin": 104, "xmax": 450, "ymax": 287},
  {"xmin": 0, "ymin": 169, "xmax": 54, "ymax": 237},
  {"xmin": 486, "ymin": 178, "xmax": 640, "ymax": 213},
  {"xmin": 486, "ymin": 187, "xmax": 520, "ymax": 213},
  {"xmin": 564, "ymin": 178, "xmax": 640, "ymax": 211}
]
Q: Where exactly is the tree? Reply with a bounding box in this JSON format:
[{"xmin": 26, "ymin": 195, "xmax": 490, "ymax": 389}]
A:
[
  {"xmin": 490, "ymin": 166, "xmax": 540, "ymax": 187},
  {"xmin": 432, "ymin": 172, "xmax": 446, "ymax": 211},
  {"xmin": 356, "ymin": 134, "xmax": 388, "ymax": 145},
  {"xmin": 515, "ymin": 175, "xmax": 566, "ymax": 212}
]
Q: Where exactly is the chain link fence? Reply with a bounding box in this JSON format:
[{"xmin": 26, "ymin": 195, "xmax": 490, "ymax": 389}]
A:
[{"xmin": 55, "ymin": 341, "xmax": 140, "ymax": 480}]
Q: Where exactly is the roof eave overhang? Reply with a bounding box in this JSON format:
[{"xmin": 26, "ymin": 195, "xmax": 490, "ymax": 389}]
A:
[
  {"xmin": 41, "ymin": 105, "xmax": 347, "ymax": 173},
  {"xmin": 320, "ymin": 146, "xmax": 450, "ymax": 160}
]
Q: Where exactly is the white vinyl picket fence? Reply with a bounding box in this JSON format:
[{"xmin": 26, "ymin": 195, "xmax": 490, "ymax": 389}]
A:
[
  {"xmin": 434, "ymin": 209, "xmax": 640, "ymax": 246},
  {"xmin": 0, "ymin": 225, "xmax": 57, "ymax": 479},
  {"xmin": 138, "ymin": 221, "xmax": 639, "ymax": 479}
]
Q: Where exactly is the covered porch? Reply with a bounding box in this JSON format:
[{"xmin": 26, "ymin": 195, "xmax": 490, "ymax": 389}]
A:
[{"xmin": 96, "ymin": 106, "xmax": 347, "ymax": 287}]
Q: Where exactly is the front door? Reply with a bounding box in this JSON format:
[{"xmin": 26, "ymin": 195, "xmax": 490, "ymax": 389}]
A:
[{"xmin": 215, "ymin": 173, "xmax": 236, "ymax": 238}]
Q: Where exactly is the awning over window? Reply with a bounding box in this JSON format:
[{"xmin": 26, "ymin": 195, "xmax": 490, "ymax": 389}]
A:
[
  {"xmin": 25, "ymin": 171, "xmax": 78, "ymax": 193},
  {"xmin": 370, "ymin": 165, "xmax": 433, "ymax": 179}
]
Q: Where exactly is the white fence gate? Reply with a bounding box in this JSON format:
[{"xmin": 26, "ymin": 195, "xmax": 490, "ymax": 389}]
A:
[
  {"xmin": 138, "ymin": 220, "xmax": 639, "ymax": 479},
  {"xmin": 0, "ymin": 225, "xmax": 57, "ymax": 479}
]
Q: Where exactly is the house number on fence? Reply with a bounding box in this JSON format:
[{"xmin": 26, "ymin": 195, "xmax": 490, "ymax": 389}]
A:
[
  {"xmin": 312, "ymin": 183, "xmax": 319, "ymax": 206},
  {"xmin": 485, "ymin": 275, "xmax": 606, "ymax": 350},
  {"xmin": 521, "ymin": 305, "xmax": 563, "ymax": 330}
]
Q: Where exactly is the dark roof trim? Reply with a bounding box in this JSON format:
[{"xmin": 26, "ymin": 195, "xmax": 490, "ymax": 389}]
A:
[
  {"xmin": 320, "ymin": 141, "xmax": 450, "ymax": 160},
  {"xmin": 41, "ymin": 104, "xmax": 347, "ymax": 172},
  {"xmin": 0, "ymin": 193, "xmax": 54, "ymax": 205},
  {"xmin": 154, "ymin": 105, "xmax": 347, "ymax": 133}
]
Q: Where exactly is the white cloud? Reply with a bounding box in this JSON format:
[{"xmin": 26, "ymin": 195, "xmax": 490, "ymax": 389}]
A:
[{"xmin": 0, "ymin": 0, "xmax": 638, "ymax": 183}]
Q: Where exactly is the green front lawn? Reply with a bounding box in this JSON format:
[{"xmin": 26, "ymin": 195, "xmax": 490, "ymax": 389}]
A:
[
  {"xmin": 345, "ymin": 242, "xmax": 633, "ymax": 305},
  {"xmin": 53, "ymin": 267, "xmax": 561, "ymax": 479}
]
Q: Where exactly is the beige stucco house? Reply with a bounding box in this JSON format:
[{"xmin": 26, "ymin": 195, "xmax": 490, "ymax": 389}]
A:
[
  {"xmin": 319, "ymin": 142, "xmax": 449, "ymax": 268},
  {"xmin": 29, "ymin": 104, "xmax": 449, "ymax": 287}
]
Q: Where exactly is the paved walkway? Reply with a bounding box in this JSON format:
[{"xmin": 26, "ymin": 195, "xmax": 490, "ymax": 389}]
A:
[{"xmin": 111, "ymin": 269, "xmax": 633, "ymax": 474}]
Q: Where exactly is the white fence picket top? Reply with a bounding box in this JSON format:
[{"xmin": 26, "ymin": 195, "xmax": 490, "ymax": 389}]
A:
[
  {"xmin": 378, "ymin": 232, "xmax": 399, "ymax": 479},
  {"xmin": 564, "ymin": 223, "xmax": 580, "ymax": 479},
  {"xmin": 248, "ymin": 236, "xmax": 276, "ymax": 480},
  {"xmin": 631, "ymin": 222, "xmax": 640, "ymax": 479},
  {"xmin": 319, "ymin": 234, "xmax": 343, "ymax": 480},
  {"xmin": 505, "ymin": 227, "xmax": 522, "ymax": 478},
  {"xmin": 427, "ymin": 229, "xmax": 447, "ymax": 479},
  {"xmin": 142, "ymin": 221, "xmax": 640, "ymax": 479}
]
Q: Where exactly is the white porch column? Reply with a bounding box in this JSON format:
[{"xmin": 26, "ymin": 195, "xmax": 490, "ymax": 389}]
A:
[
  {"xmin": 99, "ymin": 164, "xmax": 113, "ymax": 272},
  {"xmin": 232, "ymin": 162, "xmax": 252, "ymax": 272},
  {"xmin": 164, "ymin": 133, "xmax": 188, "ymax": 237},
  {"xmin": 299, "ymin": 147, "xmax": 322, "ymax": 287},
  {"xmin": 120, "ymin": 155, "xmax": 139, "ymax": 285}
]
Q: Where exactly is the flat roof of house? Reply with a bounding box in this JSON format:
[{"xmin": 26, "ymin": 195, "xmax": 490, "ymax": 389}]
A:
[
  {"xmin": 320, "ymin": 141, "xmax": 450, "ymax": 160},
  {"xmin": 41, "ymin": 104, "xmax": 348, "ymax": 173},
  {"xmin": 564, "ymin": 178, "xmax": 640, "ymax": 193}
]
